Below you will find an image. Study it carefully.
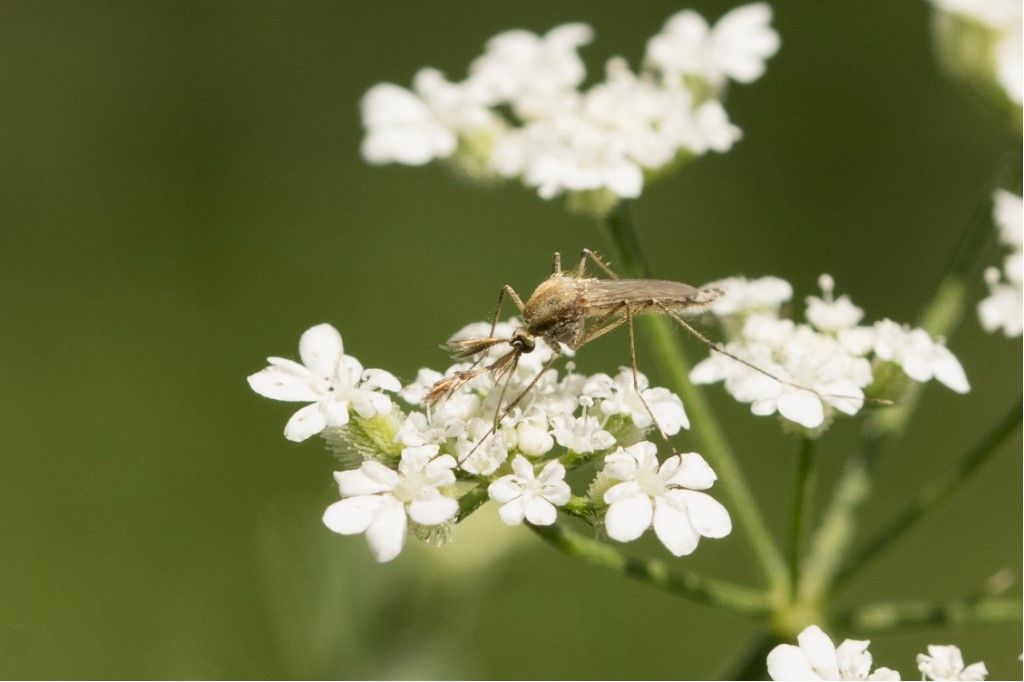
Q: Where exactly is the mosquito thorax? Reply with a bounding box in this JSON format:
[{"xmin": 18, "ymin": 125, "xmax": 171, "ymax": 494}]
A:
[{"xmin": 522, "ymin": 274, "xmax": 587, "ymax": 346}]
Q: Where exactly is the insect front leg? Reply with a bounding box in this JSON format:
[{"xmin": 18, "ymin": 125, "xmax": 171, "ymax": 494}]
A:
[
  {"xmin": 626, "ymin": 305, "xmax": 677, "ymax": 453},
  {"xmin": 486, "ymin": 284, "xmax": 527, "ymax": 338},
  {"xmin": 577, "ymin": 248, "xmax": 620, "ymax": 280}
]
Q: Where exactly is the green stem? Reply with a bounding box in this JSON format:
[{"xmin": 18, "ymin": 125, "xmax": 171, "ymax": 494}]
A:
[
  {"xmin": 717, "ymin": 631, "xmax": 779, "ymax": 681},
  {"xmin": 456, "ymin": 483, "xmax": 489, "ymax": 522},
  {"xmin": 832, "ymin": 399, "xmax": 1021, "ymax": 588},
  {"xmin": 789, "ymin": 437, "xmax": 815, "ymax": 595},
  {"xmin": 530, "ymin": 522, "xmax": 772, "ymax": 616},
  {"xmin": 599, "ymin": 201, "xmax": 788, "ymax": 592},
  {"xmin": 802, "ymin": 161, "xmax": 1012, "ymax": 601},
  {"xmin": 833, "ymin": 597, "xmax": 1022, "ymax": 634}
]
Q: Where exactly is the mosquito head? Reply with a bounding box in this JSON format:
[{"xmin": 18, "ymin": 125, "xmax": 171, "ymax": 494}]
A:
[{"xmin": 509, "ymin": 328, "xmax": 536, "ymax": 354}]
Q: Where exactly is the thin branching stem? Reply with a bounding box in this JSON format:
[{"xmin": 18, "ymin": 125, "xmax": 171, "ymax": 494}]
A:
[
  {"xmin": 802, "ymin": 150, "xmax": 1018, "ymax": 602},
  {"xmin": 599, "ymin": 201, "xmax": 789, "ymax": 592},
  {"xmin": 530, "ymin": 521, "xmax": 772, "ymax": 616},
  {"xmin": 833, "ymin": 597, "xmax": 1022, "ymax": 634},
  {"xmin": 789, "ymin": 437, "xmax": 815, "ymax": 595},
  {"xmin": 832, "ymin": 399, "xmax": 1021, "ymax": 588}
]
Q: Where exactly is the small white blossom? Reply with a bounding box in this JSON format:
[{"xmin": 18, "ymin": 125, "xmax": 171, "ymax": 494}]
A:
[
  {"xmin": 322, "ymin": 444, "xmax": 458, "ymax": 562},
  {"xmin": 872, "ymin": 320, "xmax": 970, "ymax": 394},
  {"xmin": 646, "ymin": 3, "xmax": 781, "ymax": 88},
  {"xmin": 552, "ymin": 414, "xmax": 616, "ymax": 453},
  {"xmin": 601, "ymin": 442, "xmax": 731, "ymax": 556},
  {"xmin": 806, "ymin": 274, "xmax": 865, "ymax": 333},
  {"xmin": 361, "ymin": 7, "xmax": 777, "ymax": 212},
  {"xmin": 583, "ymin": 367, "xmax": 689, "ymax": 434},
  {"xmin": 488, "ymin": 455, "xmax": 571, "ymax": 526},
  {"xmin": 706, "ymin": 275, "xmax": 794, "ymax": 317},
  {"xmin": 978, "ymin": 190, "xmax": 1023, "ymax": 337},
  {"xmin": 930, "ymin": 0, "xmax": 1022, "ymax": 105},
  {"xmin": 917, "ymin": 645, "xmax": 988, "ymax": 681},
  {"xmin": 767, "ymin": 625, "xmax": 900, "ymax": 680},
  {"xmin": 692, "ymin": 314, "xmax": 872, "ymax": 429},
  {"xmin": 247, "ymin": 324, "xmax": 401, "ymax": 442}
]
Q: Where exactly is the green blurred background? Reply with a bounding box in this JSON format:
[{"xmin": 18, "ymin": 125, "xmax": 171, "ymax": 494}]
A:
[{"xmin": 0, "ymin": 1, "xmax": 1020, "ymax": 678}]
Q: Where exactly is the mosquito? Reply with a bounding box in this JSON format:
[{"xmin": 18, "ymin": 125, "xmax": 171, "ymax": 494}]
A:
[{"xmin": 425, "ymin": 249, "xmax": 873, "ymax": 464}]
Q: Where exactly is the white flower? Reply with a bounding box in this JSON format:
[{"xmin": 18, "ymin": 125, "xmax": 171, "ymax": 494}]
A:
[
  {"xmin": 806, "ymin": 274, "xmax": 865, "ymax": 333},
  {"xmin": 601, "ymin": 442, "xmax": 731, "ymax": 556},
  {"xmin": 454, "ymin": 418, "xmax": 510, "ymax": 475},
  {"xmin": 993, "ymin": 189, "xmax": 1023, "ymax": 250},
  {"xmin": 767, "ymin": 625, "xmax": 900, "ymax": 680},
  {"xmin": 487, "ymin": 455, "xmax": 571, "ymax": 525},
  {"xmin": 872, "ymin": 320, "xmax": 970, "ymax": 394},
  {"xmin": 930, "ymin": 0, "xmax": 1022, "ymax": 105},
  {"xmin": 979, "ymin": 191, "xmax": 1023, "ymax": 338},
  {"xmin": 247, "ymin": 323, "xmax": 401, "ymax": 442},
  {"xmin": 469, "ymin": 23, "xmax": 592, "ymax": 120},
  {"xmin": 646, "ymin": 2, "xmax": 780, "ymax": 88},
  {"xmin": 359, "ymin": 83, "xmax": 457, "ymax": 166},
  {"xmin": 552, "ymin": 414, "xmax": 616, "ymax": 453},
  {"xmin": 978, "ymin": 267, "xmax": 1023, "ymax": 337},
  {"xmin": 706, "ymin": 275, "xmax": 794, "ymax": 317},
  {"xmin": 692, "ymin": 315, "xmax": 872, "ymax": 429},
  {"xmin": 322, "ymin": 444, "xmax": 458, "ymax": 562},
  {"xmin": 917, "ymin": 645, "xmax": 988, "ymax": 681},
  {"xmin": 583, "ymin": 367, "xmax": 689, "ymax": 434}
]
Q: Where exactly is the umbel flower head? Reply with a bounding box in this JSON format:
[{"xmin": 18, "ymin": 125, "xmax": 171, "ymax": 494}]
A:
[
  {"xmin": 249, "ymin": 322, "xmax": 703, "ymax": 562},
  {"xmin": 767, "ymin": 625, "xmax": 900, "ymax": 680},
  {"xmin": 977, "ymin": 189, "xmax": 1022, "ymax": 338},
  {"xmin": 360, "ymin": 3, "xmax": 779, "ymax": 214},
  {"xmin": 597, "ymin": 442, "xmax": 731, "ymax": 556},
  {"xmin": 691, "ymin": 274, "xmax": 969, "ymax": 433},
  {"xmin": 928, "ymin": 0, "xmax": 1022, "ymax": 109},
  {"xmin": 917, "ymin": 645, "xmax": 988, "ymax": 681}
]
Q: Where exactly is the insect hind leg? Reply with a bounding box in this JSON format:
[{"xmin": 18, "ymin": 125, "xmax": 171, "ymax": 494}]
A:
[
  {"xmin": 577, "ymin": 248, "xmax": 620, "ymax": 279},
  {"xmin": 626, "ymin": 305, "xmax": 677, "ymax": 454}
]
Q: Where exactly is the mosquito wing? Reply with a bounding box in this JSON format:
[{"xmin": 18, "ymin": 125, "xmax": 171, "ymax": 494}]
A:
[{"xmin": 585, "ymin": 279, "xmax": 707, "ymax": 307}]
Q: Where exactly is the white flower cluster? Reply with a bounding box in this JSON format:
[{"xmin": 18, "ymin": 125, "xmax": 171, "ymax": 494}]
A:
[
  {"xmin": 691, "ymin": 274, "xmax": 970, "ymax": 431},
  {"xmin": 360, "ymin": 4, "xmax": 779, "ymax": 212},
  {"xmin": 929, "ymin": 0, "xmax": 1022, "ymax": 106},
  {"xmin": 248, "ymin": 322, "xmax": 731, "ymax": 562},
  {"xmin": 768, "ymin": 625, "xmax": 987, "ymax": 681},
  {"xmin": 978, "ymin": 189, "xmax": 1022, "ymax": 338}
]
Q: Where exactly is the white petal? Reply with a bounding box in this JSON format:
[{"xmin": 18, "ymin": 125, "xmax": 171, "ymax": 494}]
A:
[
  {"xmin": 498, "ymin": 498, "xmax": 526, "ymax": 525},
  {"xmin": 652, "ymin": 496, "xmax": 700, "ymax": 556},
  {"xmin": 335, "ymin": 461, "xmax": 399, "ymax": 496},
  {"xmin": 960, "ymin": 662, "xmax": 988, "ymax": 680},
  {"xmin": 767, "ymin": 644, "xmax": 822, "ymax": 681},
  {"xmin": 408, "ymin": 494, "xmax": 458, "ymax": 525},
  {"xmin": 322, "ymin": 496, "xmax": 384, "ymax": 535},
  {"xmin": 365, "ymin": 499, "xmax": 407, "ymax": 562},
  {"xmin": 321, "ymin": 399, "xmax": 351, "ymax": 427},
  {"xmin": 541, "ymin": 480, "xmax": 571, "ymax": 506},
  {"xmin": 488, "ymin": 476, "xmax": 523, "ymax": 504},
  {"xmin": 510, "ymin": 454, "xmax": 535, "ymax": 481},
  {"xmin": 605, "ymin": 493, "xmax": 653, "ymax": 542},
  {"xmin": 931, "ymin": 348, "xmax": 970, "ymax": 394},
  {"xmin": 797, "ymin": 626, "xmax": 839, "ymax": 680},
  {"xmin": 667, "ymin": 452, "xmax": 717, "ymax": 490},
  {"xmin": 868, "ymin": 668, "xmax": 901, "ymax": 681},
  {"xmin": 424, "ymin": 454, "xmax": 458, "ymax": 487},
  {"xmin": 777, "ymin": 391, "xmax": 825, "ymax": 428},
  {"xmin": 299, "ymin": 324, "xmax": 343, "ymax": 378},
  {"xmin": 524, "ymin": 495, "xmax": 557, "ymax": 525},
  {"xmin": 283, "ymin": 402, "xmax": 328, "ymax": 442},
  {"xmin": 361, "ymin": 368, "xmax": 401, "ymax": 392},
  {"xmin": 537, "ymin": 460, "xmax": 566, "ymax": 485},
  {"xmin": 676, "ymin": 490, "xmax": 732, "ymax": 538},
  {"xmin": 398, "ymin": 444, "xmax": 440, "ymax": 474},
  {"xmin": 247, "ymin": 362, "xmax": 320, "ymax": 402},
  {"xmin": 604, "ymin": 480, "xmax": 643, "ymax": 504}
]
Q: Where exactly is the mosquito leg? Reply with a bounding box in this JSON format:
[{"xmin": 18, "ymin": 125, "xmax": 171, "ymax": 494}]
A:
[
  {"xmin": 575, "ymin": 303, "xmax": 627, "ymax": 347},
  {"xmin": 652, "ymin": 301, "xmax": 874, "ymax": 408},
  {"xmin": 552, "ymin": 252, "xmax": 562, "ymax": 274},
  {"xmin": 490, "ymin": 353, "xmax": 520, "ymax": 432},
  {"xmin": 626, "ymin": 305, "xmax": 676, "ymax": 453},
  {"xmin": 581, "ymin": 248, "xmax": 620, "ymax": 280},
  {"xmin": 458, "ymin": 352, "xmax": 561, "ymax": 466}
]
